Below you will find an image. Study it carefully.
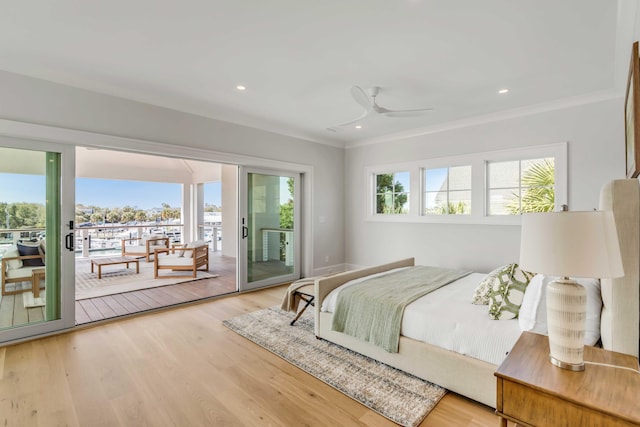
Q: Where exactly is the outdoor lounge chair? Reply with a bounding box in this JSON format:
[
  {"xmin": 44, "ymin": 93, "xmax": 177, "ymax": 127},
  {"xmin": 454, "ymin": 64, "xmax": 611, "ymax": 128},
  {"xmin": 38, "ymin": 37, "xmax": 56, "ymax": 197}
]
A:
[
  {"xmin": 153, "ymin": 240, "xmax": 209, "ymax": 279},
  {"xmin": 121, "ymin": 235, "xmax": 169, "ymax": 262},
  {"xmin": 1, "ymin": 241, "xmax": 45, "ymax": 296}
]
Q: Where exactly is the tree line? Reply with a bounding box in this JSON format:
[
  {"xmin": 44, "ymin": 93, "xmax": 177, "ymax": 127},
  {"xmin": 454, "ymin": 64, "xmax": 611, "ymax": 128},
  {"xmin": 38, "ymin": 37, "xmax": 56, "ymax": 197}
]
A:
[
  {"xmin": 1, "ymin": 201, "xmax": 224, "ymax": 230},
  {"xmin": 74, "ymin": 203, "xmax": 185, "ymax": 225},
  {"xmin": 0, "ymin": 202, "xmax": 45, "ymax": 229}
]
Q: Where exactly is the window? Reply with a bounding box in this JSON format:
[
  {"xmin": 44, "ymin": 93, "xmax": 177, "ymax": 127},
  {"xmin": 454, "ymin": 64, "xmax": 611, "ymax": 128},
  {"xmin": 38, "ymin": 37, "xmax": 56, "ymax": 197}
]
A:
[
  {"xmin": 487, "ymin": 157, "xmax": 555, "ymax": 215},
  {"xmin": 375, "ymin": 171, "xmax": 409, "ymax": 214},
  {"xmin": 365, "ymin": 142, "xmax": 566, "ymax": 224},
  {"xmin": 424, "ymin": 166, "xmax": 471, "ymax": 215}
]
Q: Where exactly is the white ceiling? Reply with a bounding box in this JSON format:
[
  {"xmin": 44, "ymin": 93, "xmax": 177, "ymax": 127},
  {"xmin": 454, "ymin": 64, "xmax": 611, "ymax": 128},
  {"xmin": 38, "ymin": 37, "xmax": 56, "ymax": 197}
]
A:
[
  {"xmin": 76, "ymin": 147, "xmax": 222, "ymax": 183},
  {"xmin": 0, "ymin": 146, "xmax": 222, "ymax": 182},
  {"xmin": 0, "ymin": 1, "xmax": 634, "ymax": 147}
]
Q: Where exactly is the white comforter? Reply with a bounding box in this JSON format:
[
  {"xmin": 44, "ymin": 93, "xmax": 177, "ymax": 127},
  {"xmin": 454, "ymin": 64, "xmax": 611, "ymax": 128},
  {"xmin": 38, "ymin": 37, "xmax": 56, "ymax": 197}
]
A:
[{"xmin": 322, "ymin": 269, "xmax": 522, "ymax": 365}]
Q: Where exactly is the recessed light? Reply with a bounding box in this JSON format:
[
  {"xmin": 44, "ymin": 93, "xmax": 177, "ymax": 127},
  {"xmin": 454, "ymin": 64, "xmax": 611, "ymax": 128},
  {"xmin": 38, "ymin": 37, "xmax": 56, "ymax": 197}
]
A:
[
  {"xmin": 236, "ymin": 85, "xmax": 247, "ymax": 91},
  {"xmin": 498, "ymin": 88, "xmax": 509, "ymax": 94},
  {"xmin": 355, "ymin": 125, "xmax": 362, "ymax": 129}
]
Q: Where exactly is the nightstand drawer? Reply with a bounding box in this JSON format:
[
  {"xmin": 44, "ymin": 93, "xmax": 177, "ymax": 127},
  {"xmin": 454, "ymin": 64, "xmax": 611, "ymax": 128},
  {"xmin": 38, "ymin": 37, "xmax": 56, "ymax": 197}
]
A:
[
  {"xmin": 501, "ymin": 380, "xmax": 638, "ymax": 427},
  {"xmin": 495, "ymin": 332, "xmax": 640, "ymax": 427}
]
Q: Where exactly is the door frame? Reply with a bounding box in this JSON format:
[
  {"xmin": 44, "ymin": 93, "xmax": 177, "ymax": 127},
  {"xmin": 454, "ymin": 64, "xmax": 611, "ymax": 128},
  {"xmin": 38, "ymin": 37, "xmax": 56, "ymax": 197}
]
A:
[
  {"xmin": 238, "ymin": 167, "xmax": 302, "ymax": 291},
  {"xmin": 0, "ymin": 118, "xmax": 314, "ymax": 295},
  {"xmin": 0, "ymin": 136, "xmax": 76, "ymax": 342}
]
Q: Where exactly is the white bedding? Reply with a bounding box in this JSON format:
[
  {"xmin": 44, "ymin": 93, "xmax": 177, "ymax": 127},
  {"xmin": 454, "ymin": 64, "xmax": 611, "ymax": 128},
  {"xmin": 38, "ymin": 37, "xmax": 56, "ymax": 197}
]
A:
[{"xmin": 321, "ymin": 270, "xmax": 522, "ymax": 365}]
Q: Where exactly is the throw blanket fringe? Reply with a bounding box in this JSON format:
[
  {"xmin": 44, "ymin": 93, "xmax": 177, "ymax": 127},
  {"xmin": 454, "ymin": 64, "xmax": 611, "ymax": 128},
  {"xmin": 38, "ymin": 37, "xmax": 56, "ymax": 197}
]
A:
[{"xmin": 331, "ymin": 266, "xmax": 471, "ymax": 353}]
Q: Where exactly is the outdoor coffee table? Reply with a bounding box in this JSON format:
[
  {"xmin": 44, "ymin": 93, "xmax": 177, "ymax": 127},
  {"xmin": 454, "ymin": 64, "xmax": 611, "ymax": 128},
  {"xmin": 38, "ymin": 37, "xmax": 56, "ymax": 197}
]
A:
[
  {"xmin": 90, "ymin": 256, "xmax": 140, "ymax": 279},
  {"xmin": 31, "ymin": 268, "xmax": 45, "ymax": 298}
]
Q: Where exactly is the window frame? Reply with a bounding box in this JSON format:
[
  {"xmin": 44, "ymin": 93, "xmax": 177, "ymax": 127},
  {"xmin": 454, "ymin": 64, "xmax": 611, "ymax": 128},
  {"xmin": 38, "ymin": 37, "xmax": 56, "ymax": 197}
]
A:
[
  {"xmin": 423, "ymin": 163, "xmax": 474, "ymax": 216},
  {"xmin": 367, "ymin": 166, "xmax": 414, "ymax": 218},
  {"xmin": 364, "ymin": 142, "xmax": 567, "ymax": 225},
  {"xmin": 374, "ymin": 170, "xmax": 411, "ymax": 215}
]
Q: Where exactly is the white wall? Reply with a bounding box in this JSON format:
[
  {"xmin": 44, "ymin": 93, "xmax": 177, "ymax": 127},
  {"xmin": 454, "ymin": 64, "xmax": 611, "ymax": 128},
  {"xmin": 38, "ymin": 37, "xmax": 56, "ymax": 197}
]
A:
[
  {"xmin": 2, "ymin": 69, "xmax": 624, "ymax": 276},
  {"xmin": 344, "ymin": 98, "xmax": 624, "ymax": 272},
  {"xmin": 221, "ymin": 164, "xmax": 238, "ymax": 258},
  {"xmin": 0, "ymin": 70, "xmax": 345, "ymax": 275}
]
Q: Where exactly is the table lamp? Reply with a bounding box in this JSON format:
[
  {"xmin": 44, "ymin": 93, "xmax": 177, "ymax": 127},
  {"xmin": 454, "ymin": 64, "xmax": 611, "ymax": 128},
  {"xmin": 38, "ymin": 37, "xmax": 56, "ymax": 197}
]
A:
[{"xmin": 519, "ymin": 208, "xmax": 624, "ymax": 371}]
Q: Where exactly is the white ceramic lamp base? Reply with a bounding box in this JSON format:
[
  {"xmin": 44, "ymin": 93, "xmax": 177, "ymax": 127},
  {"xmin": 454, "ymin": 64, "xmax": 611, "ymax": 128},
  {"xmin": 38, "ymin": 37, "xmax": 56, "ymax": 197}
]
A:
[{"xmin": 546, "ymin": 278, "xmax": 587, "ymax": 371}]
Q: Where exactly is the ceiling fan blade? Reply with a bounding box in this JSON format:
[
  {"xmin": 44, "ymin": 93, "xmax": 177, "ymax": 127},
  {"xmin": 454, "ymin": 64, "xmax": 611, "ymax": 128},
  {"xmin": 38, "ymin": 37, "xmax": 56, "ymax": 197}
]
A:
[
  {"xmin": 381, "ymin": 107, "xmax": 433, "ymax": 118},
  {"xmin": 327, "ymin": 110, "xmax": 371, "ymax": 131},
  {"xmin": 337, "ymin": 111, "xmax": 370, "ymax": 127},
  {"xmin": 350, "ymin": 86, "xmax": 372, "ymax": 110}
]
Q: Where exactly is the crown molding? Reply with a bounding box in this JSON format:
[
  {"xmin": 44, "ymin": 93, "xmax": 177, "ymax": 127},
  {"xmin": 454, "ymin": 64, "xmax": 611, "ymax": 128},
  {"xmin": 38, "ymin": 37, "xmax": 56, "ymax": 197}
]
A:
[{"xmin": 346, "ymin": 89, "xmax": 622, "ymax": 149}]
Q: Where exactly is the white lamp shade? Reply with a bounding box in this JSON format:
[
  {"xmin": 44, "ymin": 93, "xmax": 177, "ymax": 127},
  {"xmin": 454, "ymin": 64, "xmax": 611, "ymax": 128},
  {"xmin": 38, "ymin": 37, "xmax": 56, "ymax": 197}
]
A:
[{"xmin": 519, "ymin": 210, "xmax": 624, "ymax": 279}]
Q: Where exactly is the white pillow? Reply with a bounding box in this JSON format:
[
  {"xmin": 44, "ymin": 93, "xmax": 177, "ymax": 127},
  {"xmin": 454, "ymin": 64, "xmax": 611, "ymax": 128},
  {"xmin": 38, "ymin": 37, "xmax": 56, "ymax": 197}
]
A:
[
  {"xmin": 141, "ymin": 234, "xmax": 165, "ymax": 247},
  {"xmin": 518, "ymin": 274, "xmax": 548, "ymax": 334},
  {"xmin": 189, "ymin": 239, "xmax": 207, "ymax": 248},
  {"xmin": 3, "ymin": 247, "xmax": 23, "ymax": 270},
  {"xmin": 184, "ymin": 240, "xmax": 207, "ymax": 258},
  {"xmin": 518, "ymin": 274, "xmax": 602, "ymax": 346}
]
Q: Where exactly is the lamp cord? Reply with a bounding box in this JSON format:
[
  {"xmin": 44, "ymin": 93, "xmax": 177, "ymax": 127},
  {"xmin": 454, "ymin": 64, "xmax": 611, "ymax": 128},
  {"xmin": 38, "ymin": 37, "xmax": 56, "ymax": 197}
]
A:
[{"xmin": 584, "ymin": 360, "xmax": 640, "ymax": 373}]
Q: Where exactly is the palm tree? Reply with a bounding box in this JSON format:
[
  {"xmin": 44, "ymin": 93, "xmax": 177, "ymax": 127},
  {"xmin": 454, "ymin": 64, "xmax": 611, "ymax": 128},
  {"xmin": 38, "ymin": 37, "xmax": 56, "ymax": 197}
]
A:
[
  {"xmin": 507, "ymin": 159, "xmax": 555, "ymax": 214},
  {"xmin": 435, "ymin": 201, "xmax": 470, "ymax": 215}
]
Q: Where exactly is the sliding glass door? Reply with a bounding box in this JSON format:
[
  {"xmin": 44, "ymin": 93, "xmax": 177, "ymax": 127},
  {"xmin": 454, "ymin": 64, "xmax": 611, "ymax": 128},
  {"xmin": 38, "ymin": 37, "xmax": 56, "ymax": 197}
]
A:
[
  {"xmin": 238, "ymin": 168, "xmax": 300, "ymax": 291},
  {"xmin": 0, "ymin": 138, "xmax": 75, "ymax": 342}
]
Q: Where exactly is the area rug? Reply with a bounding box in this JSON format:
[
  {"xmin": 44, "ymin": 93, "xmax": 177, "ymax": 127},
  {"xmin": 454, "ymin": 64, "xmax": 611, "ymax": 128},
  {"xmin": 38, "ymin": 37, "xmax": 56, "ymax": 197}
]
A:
[
  {"xmin": 75, "ymin": 258, "xmax": 218, "ymax": 300},
  {"xmin": 223, "ymin": 306, "xmax": 446, "ymax": 427}
]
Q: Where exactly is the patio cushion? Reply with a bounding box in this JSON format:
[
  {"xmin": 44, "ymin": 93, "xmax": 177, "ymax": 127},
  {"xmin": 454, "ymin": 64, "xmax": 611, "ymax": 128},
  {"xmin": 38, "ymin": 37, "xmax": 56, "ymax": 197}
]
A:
[
  {"xmin": 157, "ymin": 256, "xmax": 196, "ymax": 267},
  {"xmin": 127, "ymin": 243, "xmax": 166, "ymax": 252},
  {"xmin": 6, "ymin": 265, "xmax": 40, "ymax": 280},
  {"xmin": 124, "ymin": 245, "xmax": 148, "ymax": 254},
  {"xmin": 3, "ymin": 247, "xmax": 22, "ymax": 270},
  {"xmin": 17, "ymin": 242, "xmax": 45, "ymax": 267},
  {"xmin": 184, "ymin": 240, "xmax": 207, "ymax": 258}
]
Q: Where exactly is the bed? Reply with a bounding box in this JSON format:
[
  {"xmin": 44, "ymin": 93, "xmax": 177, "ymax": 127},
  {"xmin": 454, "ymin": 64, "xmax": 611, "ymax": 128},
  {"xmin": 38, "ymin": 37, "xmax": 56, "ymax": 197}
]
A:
[{"xmin": 313, "ymin": 179, "xmax": 640, "ymax": 408}]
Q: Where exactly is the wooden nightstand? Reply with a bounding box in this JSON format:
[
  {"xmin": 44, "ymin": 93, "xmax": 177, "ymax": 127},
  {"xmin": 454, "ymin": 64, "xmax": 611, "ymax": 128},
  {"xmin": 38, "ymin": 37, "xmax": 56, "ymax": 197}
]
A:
[{"xmin": 495, "ymin": 331, "xmax": 640, "ymax": 427}]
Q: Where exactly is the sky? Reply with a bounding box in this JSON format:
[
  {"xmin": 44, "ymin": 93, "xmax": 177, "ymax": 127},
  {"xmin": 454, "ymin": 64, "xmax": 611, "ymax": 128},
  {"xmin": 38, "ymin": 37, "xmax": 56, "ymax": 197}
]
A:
[{"xmin": 0, "ymin": 175, "xmax": 222, "ymax": 209}]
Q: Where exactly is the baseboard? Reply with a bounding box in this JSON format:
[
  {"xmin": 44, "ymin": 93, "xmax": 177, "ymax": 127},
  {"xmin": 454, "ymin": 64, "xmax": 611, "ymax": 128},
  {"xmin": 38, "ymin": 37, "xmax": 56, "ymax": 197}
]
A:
[{"xmin": 344, "ymin": 263, "xmax": 365, "ymax": 271}]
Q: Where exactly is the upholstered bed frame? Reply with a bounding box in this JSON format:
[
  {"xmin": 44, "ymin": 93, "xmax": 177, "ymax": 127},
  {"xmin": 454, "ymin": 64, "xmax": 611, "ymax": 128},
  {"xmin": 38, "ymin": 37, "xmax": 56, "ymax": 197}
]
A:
[{"xmin": 314, "ymin": 179, "xmax": 640, "ymax": 408}]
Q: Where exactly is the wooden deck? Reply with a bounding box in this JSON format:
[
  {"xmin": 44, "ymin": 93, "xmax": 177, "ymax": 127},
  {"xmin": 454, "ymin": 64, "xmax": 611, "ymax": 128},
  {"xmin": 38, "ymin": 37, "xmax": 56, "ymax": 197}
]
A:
[
  {"xmin": 0, "ymin": 254, "xmax": 237, "ymax": 329},
  {"xmin": 0, "ymin": 292, "xmax": 45, "ymax": 328}
]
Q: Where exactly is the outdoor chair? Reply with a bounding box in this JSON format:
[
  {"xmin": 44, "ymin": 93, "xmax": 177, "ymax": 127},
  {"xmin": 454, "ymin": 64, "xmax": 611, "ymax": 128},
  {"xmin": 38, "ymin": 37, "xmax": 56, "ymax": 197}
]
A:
[
  {"xmin": 121, "ymin": 235, "xmax": 169, "ymax": 262},
  {"xmin": 153, "ymin": 240, "xmax": 209, "ymax": 279},
  {"xmin": 1, "ymin": 241, "xmax": 45, "ymax": 296}
]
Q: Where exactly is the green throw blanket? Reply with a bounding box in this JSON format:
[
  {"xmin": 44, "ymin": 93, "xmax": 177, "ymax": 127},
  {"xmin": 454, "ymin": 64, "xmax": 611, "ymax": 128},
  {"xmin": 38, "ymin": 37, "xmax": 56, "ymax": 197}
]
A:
[{"xmin": 331, "ymin": 266, "xmax": 471, "ymax": 353}]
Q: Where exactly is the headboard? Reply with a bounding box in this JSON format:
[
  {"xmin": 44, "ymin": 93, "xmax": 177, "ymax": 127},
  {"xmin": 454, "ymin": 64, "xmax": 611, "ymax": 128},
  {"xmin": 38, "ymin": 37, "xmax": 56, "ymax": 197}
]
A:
[{"xmin": 599, "ymin": 179, "xmax": 640, "ymax": 358}]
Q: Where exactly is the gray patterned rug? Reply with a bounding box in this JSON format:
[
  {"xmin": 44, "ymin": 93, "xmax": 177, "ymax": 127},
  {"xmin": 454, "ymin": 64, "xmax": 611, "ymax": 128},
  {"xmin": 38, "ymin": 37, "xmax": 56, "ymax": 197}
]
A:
[{"xmin": 223, "ymin": 306, "xmax": 446, "ymax": 427}]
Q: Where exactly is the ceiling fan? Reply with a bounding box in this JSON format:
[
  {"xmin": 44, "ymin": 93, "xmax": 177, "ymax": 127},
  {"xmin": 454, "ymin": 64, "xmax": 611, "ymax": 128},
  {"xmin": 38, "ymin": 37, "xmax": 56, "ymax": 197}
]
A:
[{"xmin": 329, "ymin": 86, "xmax": 433, "ymax": 130}]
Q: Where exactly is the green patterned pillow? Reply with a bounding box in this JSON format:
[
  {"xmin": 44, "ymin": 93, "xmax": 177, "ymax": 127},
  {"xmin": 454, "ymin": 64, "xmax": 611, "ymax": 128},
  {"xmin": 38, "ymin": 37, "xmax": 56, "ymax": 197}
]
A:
[
  {"xmin": 471, "ymin": 264, "xmax": 512, "ymax": 305},
  {"xmin": 488, "ymin": 263, "xmax": 535, "ymax": 320}
]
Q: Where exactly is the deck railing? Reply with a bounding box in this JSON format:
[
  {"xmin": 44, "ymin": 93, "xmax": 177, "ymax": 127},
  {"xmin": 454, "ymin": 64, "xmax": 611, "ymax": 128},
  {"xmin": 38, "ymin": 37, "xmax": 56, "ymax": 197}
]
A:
[{"xmin": 0, "ymin": 223, "xmax": 223, "ymax": 258}]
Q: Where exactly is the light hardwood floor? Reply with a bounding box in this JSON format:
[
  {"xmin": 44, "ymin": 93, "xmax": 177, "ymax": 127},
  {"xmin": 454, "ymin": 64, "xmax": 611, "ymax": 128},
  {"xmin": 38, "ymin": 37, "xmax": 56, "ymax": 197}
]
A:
[{"xmin": 0, "ymin": 284, "xmax": 504, "ymax": 426}]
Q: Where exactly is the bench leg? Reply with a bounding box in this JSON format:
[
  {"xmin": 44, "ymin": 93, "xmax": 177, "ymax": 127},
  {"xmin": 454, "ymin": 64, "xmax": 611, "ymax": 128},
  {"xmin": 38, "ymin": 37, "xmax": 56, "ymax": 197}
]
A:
[{"xmin": 290, "ymin": 295, "xmax": 314, "ymax": 326}]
